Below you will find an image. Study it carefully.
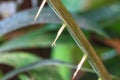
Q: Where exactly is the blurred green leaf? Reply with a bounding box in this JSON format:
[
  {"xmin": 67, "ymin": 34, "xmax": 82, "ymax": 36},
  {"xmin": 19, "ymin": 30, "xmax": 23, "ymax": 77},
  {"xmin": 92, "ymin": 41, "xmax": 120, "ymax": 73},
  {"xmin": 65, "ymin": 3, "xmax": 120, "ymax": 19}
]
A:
[
  {"xmin": 0, "ymin": 71, "xmax": 4, "ymax": 79},
  {"xmin": 101, "ymin": 50, "xmax": 117, "ymax": 60},
  {"xmin": 0, "ymin": 7, "xmax": 109, "ymax": 37},
  {"xmin": 1, "ymin": 59, "xmax": 94, "ymax": 80},
  {"xmin": 104, "ymin": 19, "xmax": 120, "ymax": 37},
  {"xmin": 82, "ymin": 2, "xmax": 120, "ymax": 23},
  {"xmin": 105, "ymin": 56, "xmax": 120, "ymax": 77},
  {"xmin": 62, "ymin": 0, "xmax": 88, "ymax": 13},
  {"xmin": 19, "ymin": 74, "xmax": 30, "ymax": 80},
  {"xmin": 93, "ymin": 45, "xmax": 117, "ymax": 60},
  {"xmin": 1, "ymin": 60, "xmax": 65, "ymax": 80},
  {"xmin": 51, "ymin": 44, "xmax": 73, "ymax": 80},
  {"xmin": 29, "ymin": 68, "xmax": 63, "ymax": 80},
  {"xmin": 89, "ymin": 0, "xmax": 119, "ymax": 9},
  {"xmin": 0, "ymin": 25, "xmax": 74, "ymax": 52},
  {"xmin": 0, "ymin": 52, "xmax": 40, "ymax": 67}
]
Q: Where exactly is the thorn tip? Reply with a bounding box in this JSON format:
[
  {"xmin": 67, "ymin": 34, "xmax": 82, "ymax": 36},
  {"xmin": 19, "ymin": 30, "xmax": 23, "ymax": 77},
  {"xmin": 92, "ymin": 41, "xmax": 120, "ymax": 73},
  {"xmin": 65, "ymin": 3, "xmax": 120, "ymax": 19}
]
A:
[
  {"xmin": 72, "ymin": 54, "xmax": 87, "ymax": 79},
  {"xmin": 34, "ymin": 0, "xmax": 47, "ymax": 21},
  {"xmin": 51, "ymin": 24, "xmax": 66, "ymax": 47}
]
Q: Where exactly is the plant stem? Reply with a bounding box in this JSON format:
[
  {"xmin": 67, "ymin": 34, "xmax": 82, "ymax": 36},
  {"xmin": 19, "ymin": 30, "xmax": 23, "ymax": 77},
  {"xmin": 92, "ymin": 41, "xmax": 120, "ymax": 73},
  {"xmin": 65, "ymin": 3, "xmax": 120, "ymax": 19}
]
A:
[{"xmin": 47, "ymin": 0, "xmax": 112, "ymax": 80}]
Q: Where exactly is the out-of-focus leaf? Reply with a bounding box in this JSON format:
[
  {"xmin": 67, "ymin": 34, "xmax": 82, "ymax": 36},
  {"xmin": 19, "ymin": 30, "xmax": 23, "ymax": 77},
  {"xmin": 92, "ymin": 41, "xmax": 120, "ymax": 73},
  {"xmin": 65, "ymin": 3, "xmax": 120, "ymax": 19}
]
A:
[
  {"xmin": 0, "ymin": 71, "xmax": 4, "ymax": 79},
  {"xmin": 0, "ymin": 26, "xmax": 74, "ymax": 52},
  {"xmin": 19, "ymin": 74, "xmax": 30, "ymax": 80},
  {"xmin": 89, "ymin": 0, "xmax": 119, "ymax": 9},
  {"xmin": 1, "ymin": 59, "xmax": 94, "ymax": 80},
  {"xmin": 0, "ymin": 7, "xmax": 109, "ymax": 37},
  {"xmin": 101, "ymin": 50, "xmax": 117, "ymax": 61},
  {"xmin": 82, "ymin": 3, "xmax": 120, "ymax": 23},
  {"xmin": 62, "ymin": 0, "xmax": 89, "ymax": 13},
  {"xmin": 93, "ymin": 45, "xmax": 117, "ymax": 60},
  {"xmin": 28, "ymin": 68, "xmax": 63, "ymax": 80},
  {"xmin": 51, "ymin": 44, "xmax": 73, "ymax": 80},
  {"xmin": 104, "ymin": 19, "xmax": 120, "ymax": 36},
  {"xmin": 0, "ymin": 52, "xmax": 40, "ymax": 67},
  {"xmin": 0, "ymin": 7, "xmax": 59, "ymax": 36},
  {"xmin": 104, "ymin": 56, "xmax": 120, "ymax": 77}
]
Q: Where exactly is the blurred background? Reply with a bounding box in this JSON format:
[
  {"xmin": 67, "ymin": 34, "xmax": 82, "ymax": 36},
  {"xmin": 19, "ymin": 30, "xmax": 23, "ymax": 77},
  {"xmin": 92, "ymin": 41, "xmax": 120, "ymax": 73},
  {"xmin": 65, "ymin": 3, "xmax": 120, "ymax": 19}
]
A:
[{"xmin": 0, "ymin": 0, "xmax": 120, "ymax": 80}]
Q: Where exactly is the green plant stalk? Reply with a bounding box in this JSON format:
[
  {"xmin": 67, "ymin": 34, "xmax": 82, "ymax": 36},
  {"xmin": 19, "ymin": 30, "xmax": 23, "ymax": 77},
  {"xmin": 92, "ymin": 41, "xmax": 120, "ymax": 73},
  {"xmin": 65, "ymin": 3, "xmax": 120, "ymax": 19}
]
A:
[
  {"xmin": 51, "ymin": 44, "xmax": 73, "ymax": 80},
  {"xmin": 47, "ymin": 0, "xmax": 112, "ymax": 80}
]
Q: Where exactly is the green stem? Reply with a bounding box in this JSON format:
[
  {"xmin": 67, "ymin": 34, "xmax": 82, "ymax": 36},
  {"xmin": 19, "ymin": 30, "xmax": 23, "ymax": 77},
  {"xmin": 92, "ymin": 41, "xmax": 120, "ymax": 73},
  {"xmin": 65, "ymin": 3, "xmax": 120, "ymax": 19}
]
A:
[{"xmin": 47, "ymin": 0, "xmax": 112, "ymax": 80}]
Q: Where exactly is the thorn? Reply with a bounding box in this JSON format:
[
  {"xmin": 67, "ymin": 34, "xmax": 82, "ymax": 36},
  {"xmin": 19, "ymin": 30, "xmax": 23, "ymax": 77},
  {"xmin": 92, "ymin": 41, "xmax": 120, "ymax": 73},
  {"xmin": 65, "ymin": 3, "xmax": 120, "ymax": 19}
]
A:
[
  {"xmin": 72, "ymin": 54, "xmax": 87, "ymax": 80},
  {"xmin": 34, "ymin": 0, "xmax": 47, "ymax": 21},
  {"xmin": 51, "ymin": 24, "xmax": 67, "ymax": 47}
]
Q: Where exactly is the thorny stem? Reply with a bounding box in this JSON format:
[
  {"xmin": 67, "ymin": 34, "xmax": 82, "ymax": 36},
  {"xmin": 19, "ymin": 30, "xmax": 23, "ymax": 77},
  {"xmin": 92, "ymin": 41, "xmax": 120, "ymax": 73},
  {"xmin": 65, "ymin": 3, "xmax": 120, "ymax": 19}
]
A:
[{"xmin": 46, "ymin": 0, "xmax": 112, "ymax": 80}]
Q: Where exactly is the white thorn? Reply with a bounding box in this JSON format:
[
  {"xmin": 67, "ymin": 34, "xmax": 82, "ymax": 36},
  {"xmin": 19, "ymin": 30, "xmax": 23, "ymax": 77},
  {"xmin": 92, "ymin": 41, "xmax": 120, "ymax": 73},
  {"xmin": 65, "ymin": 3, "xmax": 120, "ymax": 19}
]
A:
[
  {"xmin": 72, "ymin": 54, "xmax": 87, "ymax": 80},
  {"xmin": 34, "ymin": 0, "xmax": 47, "ymax": 21},
  {"xmin": 51, "ymin": 24, "xmax": 67, "ymax": 47}
]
